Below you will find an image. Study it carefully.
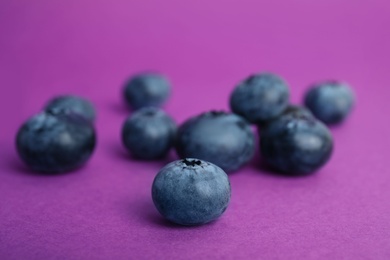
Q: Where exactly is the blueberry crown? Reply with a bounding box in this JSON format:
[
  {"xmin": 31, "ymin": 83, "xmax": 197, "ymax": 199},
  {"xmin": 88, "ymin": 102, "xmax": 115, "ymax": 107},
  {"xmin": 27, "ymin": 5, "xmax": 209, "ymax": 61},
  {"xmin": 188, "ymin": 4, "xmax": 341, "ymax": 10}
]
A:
[
  {"xmin": 204, "ymin": 110, "xmax": 228, "ymax": 117},
  {"xmin": 182, "ymin": 159, "xmax": 202, "ymax": 167}
]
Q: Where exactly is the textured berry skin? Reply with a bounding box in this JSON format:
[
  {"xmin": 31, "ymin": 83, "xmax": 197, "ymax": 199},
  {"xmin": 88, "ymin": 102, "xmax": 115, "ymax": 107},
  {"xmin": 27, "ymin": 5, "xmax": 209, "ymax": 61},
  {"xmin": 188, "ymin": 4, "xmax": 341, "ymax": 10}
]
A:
[
  {"xmin": 44, "ymin": 95, "xmax": 96, "ymax": 123},
  {"xmin": 260, "ymin": 105, "xmax": 314, "ymax": 128},
  {"xmin": 152, "ymin": 158, "xmax": 231, "ymax": 226},
  {"xmin": 175, "ymin": 111, "xmax": 255, "ymax": 172},
  {"xmin": 260, "ymin": 112, "xmax": 333, "ymax": 175},
  {"xmin": 123, "ymin": 73, "xmax": 171, "ymax": 110},
  {"xmin": 304, "ymin": 81, "xmax": 354, "ymax": 125},
  {"xmin": 230, "ymin": 73, "xmax": 290, "ymax": 124},
  {"xmin": 16, "ymin": 111, "xmax": 96, "ymax": 173},
  {"xmin": 122, "ymin": 107, "xmax": 176, "ymax": 160}
]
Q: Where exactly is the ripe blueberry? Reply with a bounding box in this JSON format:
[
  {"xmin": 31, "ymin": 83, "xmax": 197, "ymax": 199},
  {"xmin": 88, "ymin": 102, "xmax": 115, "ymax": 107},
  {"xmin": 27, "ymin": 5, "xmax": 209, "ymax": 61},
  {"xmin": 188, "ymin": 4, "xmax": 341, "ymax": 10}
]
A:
[
  {"xmin": 304, "ymin": 81, "xmax": 355, "ymax": 125},
  {"xmin": 152, "ymin": 158, "xmax": 231, "ymax": 226},
  {"xmin": 230, "ymin": 73, "xmax": 290, "ymax": 124},
  {"xmin": 122, "ymin": 107, "xmax": 176, "ymax": 160},
  {"xmin": 175, "ymin": 111, "xmax": 255, "ymax": 172},
  {"xmin": 123, "ymin": 73, "xmax": 171, "ymax": 110},
  {"xmin": 16, "ymin": 110, "xmax": 96, "ymax": 173},
  {"xmin": 44, "ymin": 95, "xmax": 96, "ymax": 123},
  {"xmin": 260, "ymin": 112, "xmax": 333, "ymax": 175}
]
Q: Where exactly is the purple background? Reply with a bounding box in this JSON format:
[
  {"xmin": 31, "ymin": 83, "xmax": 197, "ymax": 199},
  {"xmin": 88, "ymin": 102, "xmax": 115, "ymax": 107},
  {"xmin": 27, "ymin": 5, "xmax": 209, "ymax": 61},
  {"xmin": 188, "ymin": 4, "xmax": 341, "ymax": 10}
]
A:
[{"xmin": 1, "ymin": 0, "xmax": 390, "ymax": 259}]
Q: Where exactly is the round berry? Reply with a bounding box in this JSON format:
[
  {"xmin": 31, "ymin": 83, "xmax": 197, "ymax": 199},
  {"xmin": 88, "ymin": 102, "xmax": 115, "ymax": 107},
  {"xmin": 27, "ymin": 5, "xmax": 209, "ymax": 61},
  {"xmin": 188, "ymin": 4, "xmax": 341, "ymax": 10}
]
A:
[
  {"xmin": 260, "ymin": 112, "xmax": 333, "ymax": 175},
  {"xmin": 304, "ymin": 81, "xmax": 355, "ymax": 125},
  {"xmin": 123, "ymin": 73, "xmax": 171, "ymax": 110},
  {"xmin": 152, "ymin": 158, "xmax": 231, "ymax": 226},
  {"xmin": 122, "ymin": 107, "xmax": 176, "ymax": 160},
  {"xmin": 175, "ymin": 111, "xmax": 255, "ymax": 172},
  {"xmin": 44, "ymin": 95, "xmax": 96, "ymax": 123},
  {"xmin": 230, "ymin": 73, "xmax": 290, "ymax": 124},
  {"xmin": 16, "ymin": 111, "xmax": 96, "ymax": 173}
]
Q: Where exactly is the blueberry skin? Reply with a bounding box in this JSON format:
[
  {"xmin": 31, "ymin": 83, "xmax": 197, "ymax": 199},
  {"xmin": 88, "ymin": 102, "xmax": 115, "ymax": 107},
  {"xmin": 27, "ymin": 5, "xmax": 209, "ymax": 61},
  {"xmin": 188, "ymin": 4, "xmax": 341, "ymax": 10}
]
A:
[
  {"xmin": 122, "ymin": 107, "xmax": 176, "ymax": 160},
  {"xmin": 152, "ymin": 158, "xmax": 231, "ymax": 226},
  {"xmin": 304, "ymin": 81, "xmax": 355, "ymax": 125},
  {"xmin": 282, "ymin": 105, "xmax": 314, "ymax": 118},
  {"xmin": 16, "ymin": 111, "xmax": 96, "ymax": 173},
  {"xmin": 175, "ymin": 111, "xmax": 255, "ymax": 172},
  {"xmin": 123, "ymin": 73, "xmax": 171, "ymax": 110},
  {"xmin": 260, "ymin": 113, "xmax": 333, "ymax": 175},
  {"xmin": 260, "ymin": 105, "xmax": 314, "ymax": 128},
  {"xmin": 230, "ymin": 73, "xmax": 290, "ymax": 124},
  {"xmin": 44, "ymin": 95, "xmax": 96, "ymax": 123}
]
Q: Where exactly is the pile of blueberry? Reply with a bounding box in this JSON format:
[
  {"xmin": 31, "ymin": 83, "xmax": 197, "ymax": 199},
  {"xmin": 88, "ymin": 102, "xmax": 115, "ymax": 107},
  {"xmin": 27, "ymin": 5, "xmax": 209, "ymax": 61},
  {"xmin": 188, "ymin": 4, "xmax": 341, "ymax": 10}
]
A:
[{"xmin": 16, "ymin": 72, "xmax": 354, "ymax": 226}]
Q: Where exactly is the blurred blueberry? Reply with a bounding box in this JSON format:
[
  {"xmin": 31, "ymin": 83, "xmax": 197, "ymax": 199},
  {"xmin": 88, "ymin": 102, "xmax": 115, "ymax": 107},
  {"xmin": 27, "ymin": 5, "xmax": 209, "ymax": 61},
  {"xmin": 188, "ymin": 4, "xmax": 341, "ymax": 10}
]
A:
[
  {"xmin": 175, "ymin": 111, "xmax": 255, "ymax": 172},
  {"xmin": 16, "ymin": 111, "xmax": 96, "ymax": 173},
  {"xmin": 122, "ymin": 107, "xmax": 176, "ymax": 160},
  {"xmin": 304, "ymin": 81, "xmax": 355, "ymax": 125},
  {"xmin": 123, "ymin": 73, "xmax": 171, "ymax": 110},
  {"xmin": 260, "ymin": 112, "xmax": 333, "ymax": 175},
  {"xmin": 230, "ymin": 73, "xmax": 290, "ymax": 124},
  {"xmin": 44, "ymin": 95, "xmax": 96, "ymax": 123},
  {"xmin": 152, "ymin": 158, "xmax": 231, "ymax": 226}
]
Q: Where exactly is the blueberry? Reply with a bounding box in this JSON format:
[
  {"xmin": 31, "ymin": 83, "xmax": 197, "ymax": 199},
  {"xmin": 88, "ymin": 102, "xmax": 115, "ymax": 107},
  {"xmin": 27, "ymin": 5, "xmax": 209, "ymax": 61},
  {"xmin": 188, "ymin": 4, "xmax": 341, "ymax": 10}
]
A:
[
  {"xmin": 122, "ymin": 107, "xmax": 176, "ymax": 160},
  {"xmin": 123, "ymin": 73, "xmax": 171, "ymax": 110},
  {"xmin": 304, "ymin": 81, "xmax": 355, "ymax": 125},
  {"xmin": 175, "ymin": 111, "xmax": 255, "ymax": 172},
  {"xmin": 44, "ymin": 95, "xmax": 96, "ymax": 123},
  {"xmin": 16, "ymin": 111, "xmax": 96, "ymax": 173},
  {"xmin": 260, "ymin": 112, "xmax": 333, "ymax": 175},
  {"xmin": 230, "ymin": 73, "xmax": 290, "ymax": 124},
  {"xmin": 152, "ymin": 158, "xmax": 231, "ymax": 226}
]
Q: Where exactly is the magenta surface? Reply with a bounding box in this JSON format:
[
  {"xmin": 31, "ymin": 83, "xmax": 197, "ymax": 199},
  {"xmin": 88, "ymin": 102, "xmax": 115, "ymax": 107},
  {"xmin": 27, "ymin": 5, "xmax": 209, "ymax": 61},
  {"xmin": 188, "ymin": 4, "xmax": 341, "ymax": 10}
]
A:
[{"xmin": 1, "ymin": 0, "xmax": 390, "ymax": 259}]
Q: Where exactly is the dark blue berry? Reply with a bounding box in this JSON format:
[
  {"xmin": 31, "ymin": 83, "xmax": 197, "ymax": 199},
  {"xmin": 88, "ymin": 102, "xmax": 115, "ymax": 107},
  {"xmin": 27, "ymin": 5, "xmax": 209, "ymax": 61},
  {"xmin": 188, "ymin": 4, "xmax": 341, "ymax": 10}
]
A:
[
  {"xmin": 16, "ymin": 111, "xmax": 96, "ymax": 173},
  {"xmin": 123, "ymin": 73, "xmax": 171, "ymax": 110},
  {"xmin": 44, "ymin": 95, "xmax": 96, "ymax": 123},
  {"xmin": 260, "ymin": 112, "xmax": 333, "ymax": 175},
  {"xmin": 230, "ymin": 73, "xmax": 290, "ymax": 124},
  {"xmin": 152, "ymin": 158, "xmax": 231, "ymax": 226},
  {"xmin": 175, "ymin": 111, "xmax": 255, "ymax": 172},
  {"xmin": 304, "ymin": 81, "xmax": 355, "ymax": 125},
  {"xmin": 122, "ymin": 107, "xmax": 176, "ymax": 160}
]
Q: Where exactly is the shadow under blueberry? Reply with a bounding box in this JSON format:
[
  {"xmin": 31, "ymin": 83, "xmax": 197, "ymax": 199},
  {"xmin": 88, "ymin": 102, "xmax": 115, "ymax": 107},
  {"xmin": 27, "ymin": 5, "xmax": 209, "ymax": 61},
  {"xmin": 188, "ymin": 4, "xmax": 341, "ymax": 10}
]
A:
[
  {"xmin": 249, "ymin": 154, "xmax": 314, "ymax": 178},
  {"xmin": 6, "ymin": 156, "xmax": 81, "ymax": 177},
  {"xmin": 125, "ymin": 196, "xmax": 218, "ymax": 230}
]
